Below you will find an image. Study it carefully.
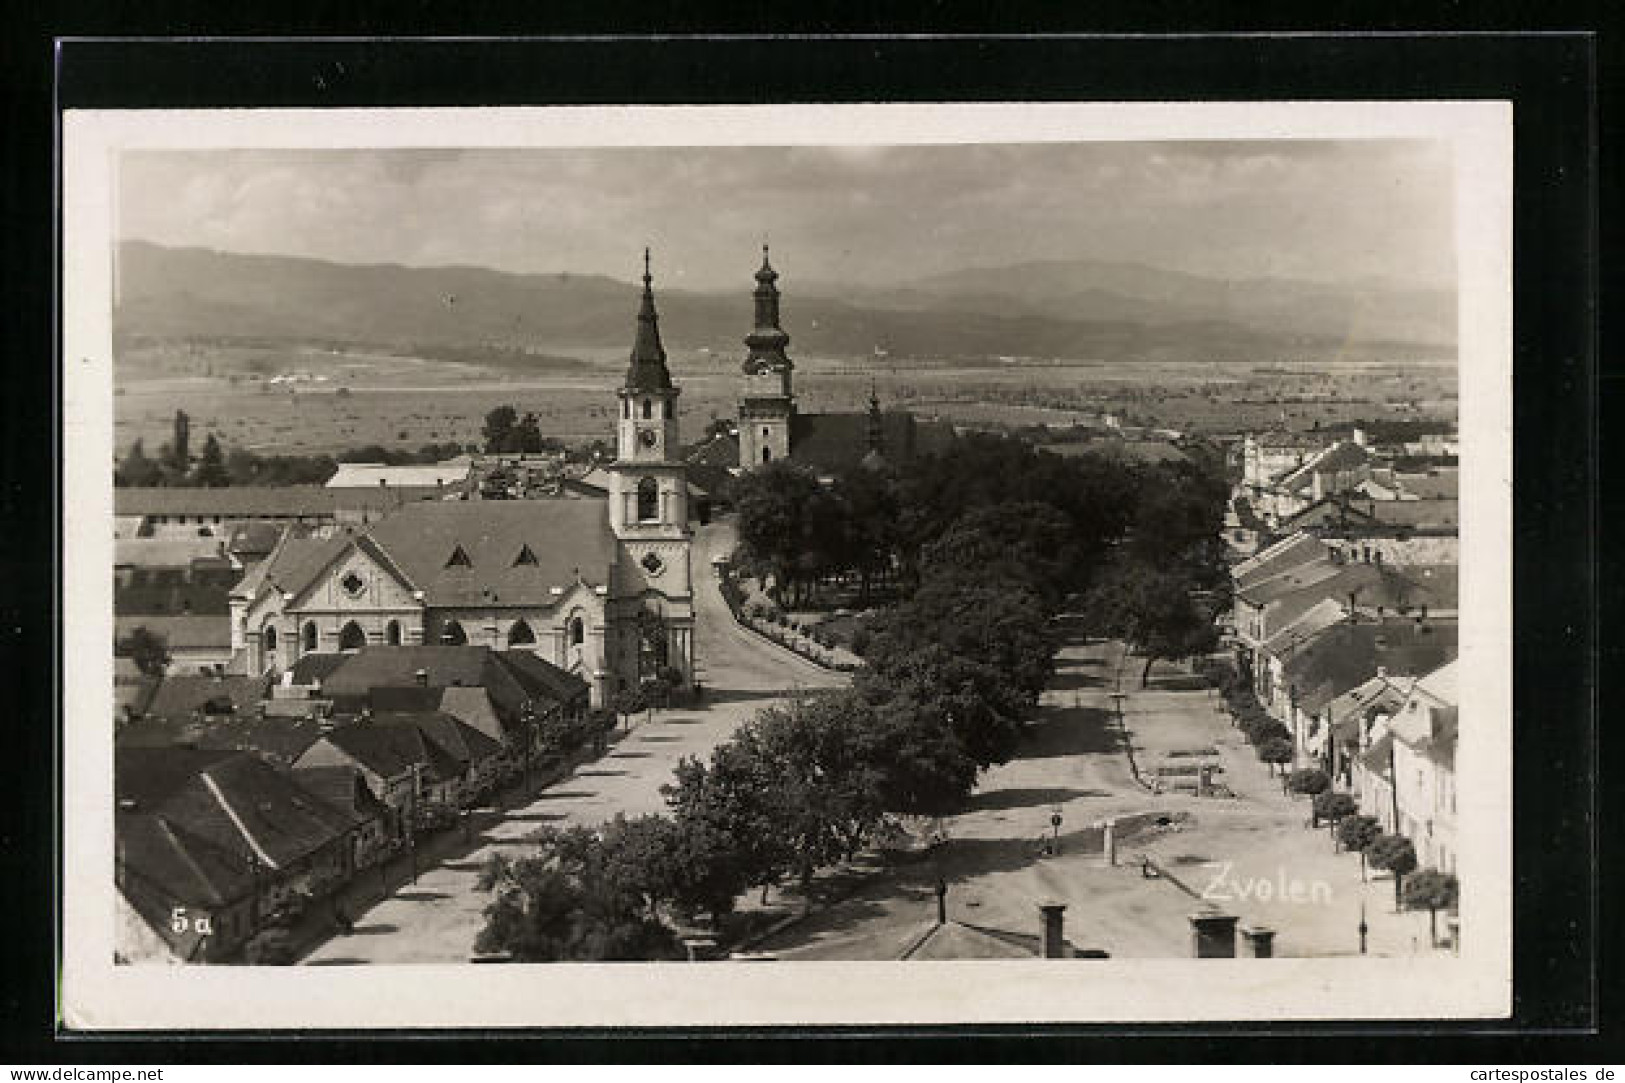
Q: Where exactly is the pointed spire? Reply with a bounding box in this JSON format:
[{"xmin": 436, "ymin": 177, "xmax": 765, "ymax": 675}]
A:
[
  {"xmin": 744, "ymin": 244, "xmax": 792, "ymax": 373},
  {"xmin": 626, "ymin": 248, "xmax": 672, "ymax": 392},
  {"xmin": 866, "ymin": 379, "xmax": 885, "ymax": 457}
]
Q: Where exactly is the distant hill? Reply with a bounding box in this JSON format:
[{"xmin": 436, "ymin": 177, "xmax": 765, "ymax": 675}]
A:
[{"xmin": 114, "ymin": 242, "xmax": 1454, "ymax": 365}]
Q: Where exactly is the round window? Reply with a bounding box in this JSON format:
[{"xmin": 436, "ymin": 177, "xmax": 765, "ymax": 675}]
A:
[
  {"xmin": 341, "ymin": 571, "xmax": 365, "ymax": 597},
  {"xmin": 640, "ymin": 551, "xmax": 665, "ymax": 576}
]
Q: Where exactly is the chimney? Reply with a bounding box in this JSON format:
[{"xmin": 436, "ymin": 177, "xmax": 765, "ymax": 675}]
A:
[
  {"xmin": 1240, "ymin": 925, "xmax": 1277, "ymax": 958},
  {"xmin": 1039, "ymin": 902, "xmax": 1068, "ymax": 958},
  {"xmin": 414, "ymin": 668, "xmax": 429, "ymax": 687},
  {"xmin": 1189, "ymin": 911, "xmax": 1239, "ymax": 958}
]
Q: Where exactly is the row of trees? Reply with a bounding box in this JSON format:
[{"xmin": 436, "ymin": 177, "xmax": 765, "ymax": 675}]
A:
[{"xmin": 481, "ymin": 405, "xmax": 568, "ymax": 456}]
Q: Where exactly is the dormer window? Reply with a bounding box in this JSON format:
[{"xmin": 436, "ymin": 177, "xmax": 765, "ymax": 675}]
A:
[
  {"xmin": 446, "ymin": 545, "xmax": 472, "ymax": 569},
  {"xmin": 514, "ymin": 544, "xmax": 539, "ymax": 567}
]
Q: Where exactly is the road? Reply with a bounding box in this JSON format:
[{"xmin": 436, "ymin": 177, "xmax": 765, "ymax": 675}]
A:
[
  {"xmin": 301, "ymin": 519, "xmax": 845, "ymax": 965},
  {"xmin": 757, "ymin": 633, "xmax": 1448, "ymax": 960}
]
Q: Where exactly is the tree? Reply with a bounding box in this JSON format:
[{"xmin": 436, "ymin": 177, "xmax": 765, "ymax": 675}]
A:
[
  {"xmin": 1312, "ymin": 790, "xmax": 1358, "ymax": 833},
  {"xmin": 1366, "ymin": 833, "xmax": 1419, "ymax": 911},
  {"xmin": 611, "ymin": 687, "xmax": 648, "ymax": 730},
  {"xmin": 829, "ymin": 464, "xmax": 901, "ymax": 603},
  {"xmin": 118, "ymin": 625, "xmax": 170, "ymax": 678},
  {"xmin": 918, "ymin": 501, "xmax": 1080, "ymax": 609},
  {"xmin": 166, "ymin": 409, "xmax": 191, "ymax": 476},
  {"xmin": 862, "ymin": 691, "xmax": 981, "ymax": 817},
  {"xmin": 1401, "ymin": 868, "xmax": 1459, "ymax": 946},
  {"xmin": 508, "ymin": 412, "xmax": 546, "ymax": 454},
  {"xmin": 116, "ymin": 439, "xmax": 164, "ymax": 487},
  {"xmin": 732, "ymin": 462, "xmax": 828, "ymax": 605},
  {"xmin": 1287, "ymin": 767, "xmax": 1331, "ymax": 797},
  {"xmin": 193, "ymin": 434, "xmax": 230, "ymax": 488},
  {"xmin": 1258, "ymin": 737, "xmax": 1295, "ymax": 777},
  {"xmin": 482, "ymin": 405, "xmax": 518, "ymax": 453},
  {"xmin": 472, "ymin": 832, "xmax": 685, "ymax": 961},
  {"xmin": 1085, "ymin": 558, "xmax": 1220, "ymax": 686},
  {"xmin": 663, "ymin": 745, "xmax": 793, "ymax": 905},
  {"xmin": 1337, "ymin": 814, "xmax": 1382, "ymax": 879}
]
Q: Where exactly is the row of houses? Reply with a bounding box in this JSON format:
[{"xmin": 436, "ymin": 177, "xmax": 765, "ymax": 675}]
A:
[
  {"xmin": 114, "ymin": 644, "xmax": 592, "ymax": 963},
  {"xmin": 1229, "ymin": 525, "xmax": 1459, "ymax": 877}
]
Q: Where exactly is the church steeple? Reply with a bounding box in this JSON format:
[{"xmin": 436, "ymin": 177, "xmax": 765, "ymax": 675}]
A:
[
  {"xmin": 866, "ymin": 379, "xmax": 885, "ymax": 457},
  {"xmin": 625, "ymin": 248, "xmax": 673, "ymax": 392},
  {"xmin": 743, "ymin": 244, "xmax": 792, "ymax": 374}
]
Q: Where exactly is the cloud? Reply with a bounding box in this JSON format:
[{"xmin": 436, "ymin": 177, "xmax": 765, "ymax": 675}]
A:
[{"xmin": 118, "ymin": 140, "xmax": 1455, "ymax": 290}]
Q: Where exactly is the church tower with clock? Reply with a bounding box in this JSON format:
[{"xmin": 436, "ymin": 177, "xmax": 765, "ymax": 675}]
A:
[{"xmin": 606, "ymin": 250, "xmax": 695, "ymax": 684}]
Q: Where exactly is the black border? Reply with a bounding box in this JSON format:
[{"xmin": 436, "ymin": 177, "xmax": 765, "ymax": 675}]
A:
[{"xmin": 1, "ymin": 27, "xmax": 1606, "ymax": 1063}]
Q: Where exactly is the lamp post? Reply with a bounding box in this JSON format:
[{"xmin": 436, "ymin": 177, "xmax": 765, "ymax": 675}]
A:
[
  {"xmin": 1049, "ymin": 807, "xmax": 1063, "ymax": 856},
  {"xmin": 1358, "ymin": 897, "xmax": 1369, "ymax": 955}
]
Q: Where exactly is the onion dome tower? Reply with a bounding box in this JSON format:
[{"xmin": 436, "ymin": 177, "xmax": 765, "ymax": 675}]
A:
[{"xmin": 738, "ymin": 245, "xmax": 796, "ymax": 468}]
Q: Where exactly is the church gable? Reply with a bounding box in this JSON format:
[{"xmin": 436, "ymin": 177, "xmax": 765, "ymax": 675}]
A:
[{"xmin": 287, "ymin": 540, "xmax": 421, "ymax": 612}]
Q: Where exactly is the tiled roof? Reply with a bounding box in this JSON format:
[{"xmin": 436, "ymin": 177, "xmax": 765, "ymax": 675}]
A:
[
  {"xmin": 1395, "ymin": 470, "xmax": 1459, "ymax": 501},
  {"xmin": 115, "ymin": 487, "xmax": 339, "ymax": 518},
  {"xmin": 320, "ymin": 646, "xmax": 588, "ymax": 716},
  {"xmin": 288, "ymin": 651, "xmax": 353, "ymax": 687},
  {"xmin": 115, "ymin": 614, "xmax": 233, "ymax": 651},
  {"xmin": 1233, "ymin": 532, "xmax": 1327, "ymax": 591},
  {"xmin": 363, "ymin": 501, "xmax": 616, "ymax": 606},
  {"xmin": 116, "ymin": 747, "xmax": 361, "ymax": 870},
  {"xmin": 115, "ymin": 537, "xmax": 228, "ymax": 568},
  {"xmin": 1368, "ymin": 499, "xmax": 1459, "ymax": 530},
  {"xmin": 116, "ymin": 713, "xmax": 326, "ymax": 766},
  {"xmin": 142, "ymin": 673, "xmax": 270, "ymax": 720},
  {"xmin": 789, "ymin": 411, "xmax": 955, "ymax": 473},
  {"xmin": 320, "ymin": 721, "xmax": 437, "ymax": 781},
  {"xmin": 117, "ymin": 810, "xmax": 255, "ymax": 909},
  {"xmin": 1283, "ymin": 620, "xmax": 1458, "ymax": 716},
  {"xmin": 291, "ymin": 765, "xmax": 390, "ymax": 821}
]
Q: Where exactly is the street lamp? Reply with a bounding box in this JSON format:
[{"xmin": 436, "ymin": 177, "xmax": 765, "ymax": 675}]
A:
[{"xmin": 1049, "ymin": 806, "xmax": 1063, "ymax": 856}]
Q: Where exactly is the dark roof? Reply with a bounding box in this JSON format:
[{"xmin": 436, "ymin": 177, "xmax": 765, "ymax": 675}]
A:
[
  {"xmin": 624, "ymin": 258, "xmax": 673, "ymax": 392},
  {"xmin": 789, "ymin": 411, "xmax": 955, "ymax": 473},
  {"xmin": 684, "ymin": 433, "xmax": 741, "ymax": 499},
  {"xmin": 115, "ymin": 487, "xmax": 338, "ymax": 518},
  {"xmin": 1283, "ymin": 620, "xmax": 1459, "ymax": 715},
  {"xmin": 142, "ymin": 673, "xmax": 270, "ymax": 720},
  {"xmin": 289, "ymin": 651, "xmax": 353, "ymax": 687},
  {"xmin": 115, "ymin": 614, "xmax": 233, "ymax": 651},
  {"xmin": 320, "ymin": 720, "xmax": 437, "ymax": 780},
  {"xmin": 117, "ymin": 811, "xmax": 256, "ymax": 909},
  {"xmin": 320, "ymin": 645, "xmax": 587, "ymax": 715},
  {"xmin": 225, "ymin": 521, "xmax": 287, "ymax": 557},
  {"xmin": 116, "ymin": 747, "xmax": 362, "ymax": 870},
  {"xmin": 115, "ymin": 579, "xmax": 234, "ymax": 619},
  {"xmin": 116, "ymin": 713, "xmax": 326, "ymax": 766},
  {"xmin": 364, "ymin": 501, "xmax": 616, "ymax": 605},
  {"xmin": 1368, "ymin": 499, "xmax": 1459, "ymax": 530},
  {"xmin": 292, "ymin": 765, "xmax": 390, "ymax": 821},
  {"xmin": 1233, "ymin": 533, "xmax": 1328, "ymax": 593}
]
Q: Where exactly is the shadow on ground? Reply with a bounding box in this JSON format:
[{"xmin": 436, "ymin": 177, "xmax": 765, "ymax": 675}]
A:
[
  {"xmin": 1017, "ymin": 706, "xmax": 1123, "ymax": 760},
  {"xmin": 962, "ymin": 786, "xmax": 1109, "ymax": 813}
]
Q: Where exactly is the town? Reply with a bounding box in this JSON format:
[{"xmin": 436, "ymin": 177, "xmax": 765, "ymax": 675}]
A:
[{"xmin": 110, "ymin": 240, "xmax": 1462, "ymax": 967}]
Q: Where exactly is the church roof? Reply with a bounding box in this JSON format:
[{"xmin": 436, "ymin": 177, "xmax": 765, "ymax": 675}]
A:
[
  {"xmin": 788, "ymin": 411, "xmax": 955, "ymax": 474},
  {"xmin": 624, "ymin": 250, "xmax": 674, "ymax": 393},
  {"xmin": 366, "ymin": 501, "xmax": 615, "ymax": 606}
]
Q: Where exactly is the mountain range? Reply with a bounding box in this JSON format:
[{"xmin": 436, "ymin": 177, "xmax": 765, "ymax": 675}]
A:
[{"xmin": 114, "ymin": 242, "xmax": 1455, "ymax": 364}]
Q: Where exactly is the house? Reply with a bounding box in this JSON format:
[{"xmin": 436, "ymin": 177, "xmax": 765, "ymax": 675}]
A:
[
  {"xmin": 1372, "ymin": 662, "xmax": 1459, "ymax": 873},
  {"xmin": 115, "ymin": 614, "xmax": 236, "ymax": 676},
  {"xmin": 1264, "ymin": 618, "xmax": 1458, "ymax": 769},
  {"xmin": 115, "ymin": 486, "xmax": 342, "ymax": 537},
  {"xmin": 289, "ymin": 765, "xmax": 396, "ymax": 869},
  {"xmin": 293, "ymin": 711, "xmax": 502, "ymax": 828},
  {"xmin": 315, "ymin": 645, "xmax": 590, "ymax": 781},
  {"xmin": 1318, "ymin": 671, "xmax": 1413, "ymax": 788},
  {"xmin": 115, "ymin": 747, "xmax": 366, "ymax": 927},
  {"xmin": 325, "ymin": 459, "xmax": 472, "ymax": 492}
]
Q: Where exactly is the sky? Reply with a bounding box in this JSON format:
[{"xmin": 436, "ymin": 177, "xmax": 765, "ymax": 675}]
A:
[{"xmin": 118, "ymin": 141, "xmax": 1456, "ymax": 292}]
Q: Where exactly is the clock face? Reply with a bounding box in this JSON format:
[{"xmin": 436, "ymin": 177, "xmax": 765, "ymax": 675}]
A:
[{"xmin": 639, "ymin": 429, "xmax": 659, "ymax": 449}]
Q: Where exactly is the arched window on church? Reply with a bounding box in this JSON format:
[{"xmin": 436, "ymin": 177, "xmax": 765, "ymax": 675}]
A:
[
  {"xmin": 441, "ymin": 620, "xmax": 468, "ymax": 646},
  {"xmin": 385, "ymin": 620, "xmax": 402, "ymax": 646},
  {"xmin": 508, "ymin": 619, "xmax": 536, "ymax": 647},
  {"xmin": 263, "ymin": 625, "xmax": 278, "ymax": 652},
  {"xmin": 642, "ymin": 399, "xmax": 652, "ymax": 420},
  {"xmin": 664, "ymin": 400, "xmax": 673, "ymax": 419},
  {"xmin": 569, "ymin": 616, "xmax": 585, "ymax": 647},
  {"xmin": 339, "ymin": 621, "xmax": 366, "ymax": 652},
  {"xmin": 637, "ymin": 477, "xmax": 659, "ymax": 521},
  {"xmin": 762, "ymin": 447, "xmax": 772, "ymax": 463},
  {"xmin": 302, "ymin": 622, "xmax": 318, "ymax": 653}
]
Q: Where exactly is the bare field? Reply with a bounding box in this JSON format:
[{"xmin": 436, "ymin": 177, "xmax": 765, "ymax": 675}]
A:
[{"xmin": 112, "ymin": 343, "xmax": 1457, "ymax": 456}]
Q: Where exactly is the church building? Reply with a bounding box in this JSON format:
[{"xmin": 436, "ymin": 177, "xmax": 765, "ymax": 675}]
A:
[
  {"xmin": 229, "ymin": 252, "xmax": 696, "ymax": 707},
  {"xmin": 736, "ymin": 246, "xmax": 955, "ymax": 475}
]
